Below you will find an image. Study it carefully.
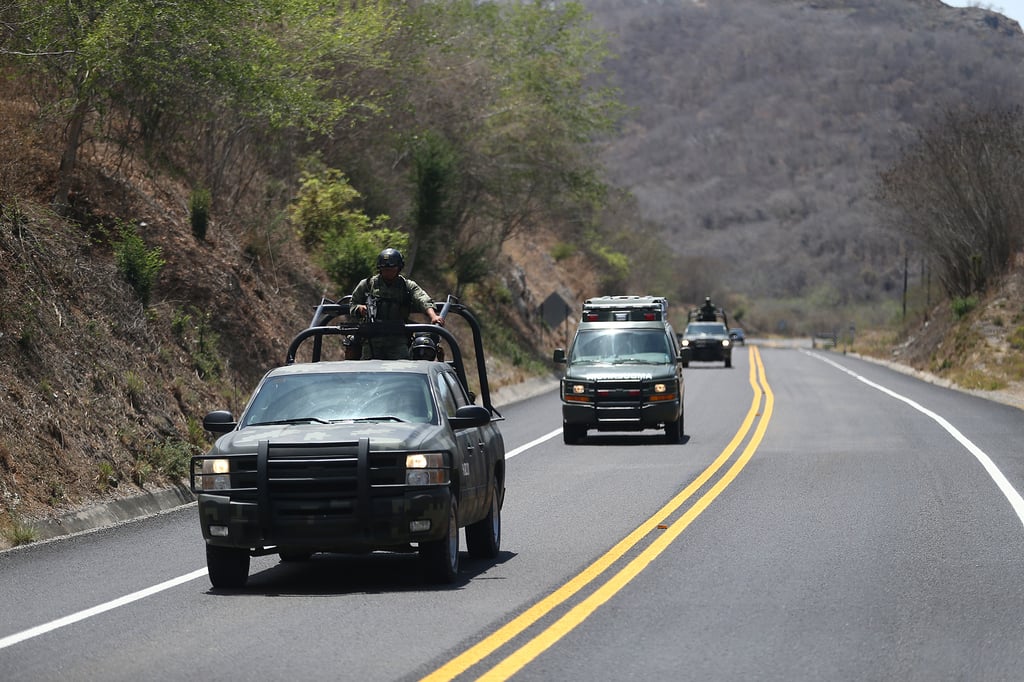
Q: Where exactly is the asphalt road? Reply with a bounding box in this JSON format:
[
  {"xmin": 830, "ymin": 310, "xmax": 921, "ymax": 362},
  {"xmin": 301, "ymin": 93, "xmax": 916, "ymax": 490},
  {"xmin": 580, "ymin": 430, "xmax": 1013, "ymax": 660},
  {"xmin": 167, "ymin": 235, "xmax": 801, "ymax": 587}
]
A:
[{"xmin": 3, "ymin": 345, "xmax": 1024, "ymax": 681}]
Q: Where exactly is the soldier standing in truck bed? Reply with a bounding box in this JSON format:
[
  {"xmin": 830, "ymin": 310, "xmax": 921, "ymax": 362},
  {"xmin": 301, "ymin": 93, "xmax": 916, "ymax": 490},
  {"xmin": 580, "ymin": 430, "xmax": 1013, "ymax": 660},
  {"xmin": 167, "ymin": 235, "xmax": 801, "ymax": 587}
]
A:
[{"xmin": 349, "ymin": 248, "xmax": 444, "ymax": 359}]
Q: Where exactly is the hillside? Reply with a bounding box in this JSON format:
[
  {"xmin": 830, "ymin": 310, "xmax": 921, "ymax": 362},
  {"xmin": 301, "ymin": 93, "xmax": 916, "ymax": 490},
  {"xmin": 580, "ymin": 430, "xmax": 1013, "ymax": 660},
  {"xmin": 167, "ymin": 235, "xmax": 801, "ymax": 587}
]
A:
[
  {"xmin": 586, "ymin": 0, "xmax": 1024, "ymax": 332},
  {"xmin": 0, "ymin": 71, "xmax": 597, "ymax": 545}
]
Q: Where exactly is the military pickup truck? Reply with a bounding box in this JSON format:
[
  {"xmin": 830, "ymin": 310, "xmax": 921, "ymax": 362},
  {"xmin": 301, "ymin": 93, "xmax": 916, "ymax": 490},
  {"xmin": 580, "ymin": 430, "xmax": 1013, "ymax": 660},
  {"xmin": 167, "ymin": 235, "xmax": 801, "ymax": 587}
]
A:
[
  {"xmin": 553, "ymin": 295, "xmax": 685, "ymax": 445},
  {"xmin": 190, "ymin": 298, "xmax": 505, "ymax": 588}
]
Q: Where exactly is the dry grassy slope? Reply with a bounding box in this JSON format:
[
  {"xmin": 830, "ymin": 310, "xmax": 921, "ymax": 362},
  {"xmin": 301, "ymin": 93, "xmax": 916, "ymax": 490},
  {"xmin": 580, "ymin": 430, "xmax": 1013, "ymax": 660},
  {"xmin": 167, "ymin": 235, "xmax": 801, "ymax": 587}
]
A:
[
  {"xmin": 855, "ymin": 264, "xmax": 1024, "ymax": 411},
  {"xmin": 0, "ymin": 81, "xmax": 606, "ymax": 546}
]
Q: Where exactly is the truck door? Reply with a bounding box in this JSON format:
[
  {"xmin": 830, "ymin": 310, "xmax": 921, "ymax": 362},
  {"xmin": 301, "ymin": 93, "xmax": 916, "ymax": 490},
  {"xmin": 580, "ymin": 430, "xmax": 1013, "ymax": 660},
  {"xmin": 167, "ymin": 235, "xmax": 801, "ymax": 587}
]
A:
[{"xmin": 436, "ymin": 372, "xmax": 485, "ymax": 519}]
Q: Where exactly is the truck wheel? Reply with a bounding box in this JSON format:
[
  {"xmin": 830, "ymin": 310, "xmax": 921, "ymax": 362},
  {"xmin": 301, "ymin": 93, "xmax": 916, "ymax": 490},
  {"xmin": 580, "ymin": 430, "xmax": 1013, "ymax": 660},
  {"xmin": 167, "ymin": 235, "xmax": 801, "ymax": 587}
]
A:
[
  {"xmin": 725, "ymin": 357, "xmax": 732, "ymax": 368},
  {"xmin": 563, "ymin": 424, "xmax": 586, "ymax": 445},
  {"xmin": 466, "ymin": 479, "xmax": 501, "ymax": 559},
  {"xmin": 278, "ymin": 550, "xmax": 312, "ymax": 562},
  {"xmin": 421, "ymin": 495, "xmax": 459, "ymax": 583},
  {"xmin": 664, "ymin": 416, "xmax": 682, "ymax": 444},
  {"xmin": 206, "ymin": 545, "xmax": 250, "ymax": 589}
]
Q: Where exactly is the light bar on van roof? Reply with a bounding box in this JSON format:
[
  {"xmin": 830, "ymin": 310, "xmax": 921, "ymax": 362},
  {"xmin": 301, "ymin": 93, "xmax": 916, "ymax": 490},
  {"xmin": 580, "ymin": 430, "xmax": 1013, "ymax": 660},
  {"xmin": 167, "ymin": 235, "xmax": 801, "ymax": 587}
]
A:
[
  {"xmin": 581, "ymin": 295, "xmax": 667, "ymax": 322},
  {"xmin": 582, "ymin": 309, "xmax": 663, "ymax": 322},
  {"xmin": 581, "ymin": 296, "xmax": 667, "ymax": 321}
]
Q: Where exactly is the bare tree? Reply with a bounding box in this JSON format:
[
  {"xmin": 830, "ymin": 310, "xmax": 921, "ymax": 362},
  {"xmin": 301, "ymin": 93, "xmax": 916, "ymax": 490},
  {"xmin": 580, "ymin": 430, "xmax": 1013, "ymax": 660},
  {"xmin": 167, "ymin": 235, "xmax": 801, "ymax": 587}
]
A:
[{"xmin": 877, "ymin": 106, "xmax": 1024, "ymax": 298}]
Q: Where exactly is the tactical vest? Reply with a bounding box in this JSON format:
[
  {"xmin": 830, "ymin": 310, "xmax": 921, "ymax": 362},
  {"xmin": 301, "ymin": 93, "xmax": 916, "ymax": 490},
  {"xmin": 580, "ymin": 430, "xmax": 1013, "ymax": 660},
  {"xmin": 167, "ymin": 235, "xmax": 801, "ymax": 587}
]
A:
[{"xmin": 364, "ymin": 274, "xmax": 414, "ymax": 322}]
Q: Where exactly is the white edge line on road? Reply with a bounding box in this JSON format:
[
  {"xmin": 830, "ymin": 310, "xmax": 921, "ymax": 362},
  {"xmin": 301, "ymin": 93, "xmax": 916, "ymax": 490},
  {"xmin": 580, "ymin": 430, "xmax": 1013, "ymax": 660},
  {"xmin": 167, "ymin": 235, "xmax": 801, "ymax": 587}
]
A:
[
  {"xmin": 0, "ymin": 568, "xmax": 209, "ymax": 651},
  {"xmin": 806, "ymin": 350, "xmax": 1024, "ymax": 527},
  {"xmin": 1, "ymin": 429, "xmax": 559, "ymax": 650},
  {"xmin": 506, "ymin": 428, "xmax": 563, "ymax": 459}
]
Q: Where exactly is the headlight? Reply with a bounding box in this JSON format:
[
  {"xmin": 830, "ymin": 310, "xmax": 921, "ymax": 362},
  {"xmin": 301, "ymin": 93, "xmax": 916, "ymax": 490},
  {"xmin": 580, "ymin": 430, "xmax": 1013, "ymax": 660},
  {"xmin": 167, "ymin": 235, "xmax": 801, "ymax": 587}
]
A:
[
  {"xmin": 564, "ymin": 383, "xmax": 591, "ymax": 403},
  {"xmin": 406, "ymin": 453, "xmax": 449, "ymax": 485},
  {"xmin": 722, "ymin": 339, "xmax": 731, "ymax": 347},
  {"xmin": 194, "ymin": 458, "xmax": 231, "ymax": 491},
  {"xmin": 681, "ymin": 339, "xmax": 690, "ymax": 347},
  {"xmin": 647, "ymin": 381, "xmax": 677, "ymax": 402}
]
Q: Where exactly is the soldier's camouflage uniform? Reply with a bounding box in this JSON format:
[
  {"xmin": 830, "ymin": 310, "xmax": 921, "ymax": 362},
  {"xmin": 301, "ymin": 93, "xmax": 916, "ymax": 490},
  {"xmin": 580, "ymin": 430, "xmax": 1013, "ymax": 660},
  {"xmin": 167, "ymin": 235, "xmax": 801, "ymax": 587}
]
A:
[{"xmin": 350, "ymin": 274, "xmax": 437, "ymax": 359}]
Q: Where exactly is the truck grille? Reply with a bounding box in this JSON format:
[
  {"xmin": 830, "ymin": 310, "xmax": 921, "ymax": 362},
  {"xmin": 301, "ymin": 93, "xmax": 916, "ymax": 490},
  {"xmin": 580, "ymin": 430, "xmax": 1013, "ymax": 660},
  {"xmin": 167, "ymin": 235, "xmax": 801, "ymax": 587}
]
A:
[
  {"xmin": 259, "ymin": 439, "xmax": 403, "ymax": 517},
  {"xmin": 594, "ymin": 381, "xmax": 643, "ymax": 423}
]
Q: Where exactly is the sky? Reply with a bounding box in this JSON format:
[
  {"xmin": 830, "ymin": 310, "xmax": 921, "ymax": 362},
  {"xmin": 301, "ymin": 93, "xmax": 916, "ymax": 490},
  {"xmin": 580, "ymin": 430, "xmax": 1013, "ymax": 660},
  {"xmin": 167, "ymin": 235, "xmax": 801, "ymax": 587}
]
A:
[{"xmin": 944, "ymin": 1, "xmax": 1024, "ymax": 27}]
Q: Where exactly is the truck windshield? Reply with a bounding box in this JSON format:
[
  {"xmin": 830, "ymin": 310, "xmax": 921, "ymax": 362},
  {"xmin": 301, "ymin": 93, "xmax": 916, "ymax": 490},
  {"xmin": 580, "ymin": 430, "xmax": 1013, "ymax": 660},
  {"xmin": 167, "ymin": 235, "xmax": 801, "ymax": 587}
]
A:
[
  {"xmin": 568, "ymin": 329, "xmax": 671, "ymax": 365},
  {"xmin": 242, "ymin": 372, "xmax": 436, "ymax": 426}
]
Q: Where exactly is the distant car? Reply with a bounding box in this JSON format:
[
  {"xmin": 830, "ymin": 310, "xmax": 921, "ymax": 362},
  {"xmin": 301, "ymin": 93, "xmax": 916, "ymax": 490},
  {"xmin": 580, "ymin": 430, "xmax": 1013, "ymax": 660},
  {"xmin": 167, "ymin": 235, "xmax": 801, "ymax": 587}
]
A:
[
  {"xmin": 729, "ymin": 328, "xmax": 746, "ymax": 345},
  {"xmin": 679, "ymin": 321, "xmax": 732, "ymax": 368}
]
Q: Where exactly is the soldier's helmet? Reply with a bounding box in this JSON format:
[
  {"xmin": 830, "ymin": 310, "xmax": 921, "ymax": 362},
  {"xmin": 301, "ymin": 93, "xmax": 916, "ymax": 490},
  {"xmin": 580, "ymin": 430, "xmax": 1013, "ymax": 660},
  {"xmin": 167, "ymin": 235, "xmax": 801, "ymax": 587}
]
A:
[
  {"xmin": 377, "ymin": 248, "xmax": 405, "ymax": 270},
  {"xmin": 410, "ymin": 334, "xmax": 438, "ymax": 361}
]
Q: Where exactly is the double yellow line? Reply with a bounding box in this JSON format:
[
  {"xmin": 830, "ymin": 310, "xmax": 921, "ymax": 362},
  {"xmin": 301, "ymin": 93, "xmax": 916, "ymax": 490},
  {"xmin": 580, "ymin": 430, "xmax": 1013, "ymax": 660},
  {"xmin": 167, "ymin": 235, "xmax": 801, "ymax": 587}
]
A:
[{"xmin": 423, "ymin": 345, "xmax": 774, "ymax": 681}]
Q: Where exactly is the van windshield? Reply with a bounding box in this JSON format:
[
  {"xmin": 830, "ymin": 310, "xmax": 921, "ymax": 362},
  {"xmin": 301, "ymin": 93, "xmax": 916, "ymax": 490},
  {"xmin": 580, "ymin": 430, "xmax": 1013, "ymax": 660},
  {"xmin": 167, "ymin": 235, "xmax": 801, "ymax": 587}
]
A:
[{"xmin": 568, "ymin": 329, "xmax": 672, "ymax": 365}]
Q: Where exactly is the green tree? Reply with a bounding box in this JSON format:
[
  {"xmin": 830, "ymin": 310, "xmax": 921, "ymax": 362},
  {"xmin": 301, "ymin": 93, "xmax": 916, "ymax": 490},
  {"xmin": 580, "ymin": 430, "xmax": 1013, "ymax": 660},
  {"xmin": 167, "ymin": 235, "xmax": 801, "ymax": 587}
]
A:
[
  {"xmin": 322, "ymin": 0, "xmax": 625, "ymax": 291},
  {"xmin": 1, "ymin": 0, "xmax": 392, "ymax": 209}
]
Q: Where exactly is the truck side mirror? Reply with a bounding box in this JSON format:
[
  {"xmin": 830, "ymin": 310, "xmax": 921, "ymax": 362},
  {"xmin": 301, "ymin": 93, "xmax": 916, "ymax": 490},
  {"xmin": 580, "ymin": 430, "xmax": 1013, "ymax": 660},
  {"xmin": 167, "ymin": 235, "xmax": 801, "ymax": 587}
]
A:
[
  {"xmin": 203, "ymin": 410, "xmax": 237, "ymax": 434},
  {"xmin": 553, "ymin": 348, "xmax": 566, "ymax": 363}
]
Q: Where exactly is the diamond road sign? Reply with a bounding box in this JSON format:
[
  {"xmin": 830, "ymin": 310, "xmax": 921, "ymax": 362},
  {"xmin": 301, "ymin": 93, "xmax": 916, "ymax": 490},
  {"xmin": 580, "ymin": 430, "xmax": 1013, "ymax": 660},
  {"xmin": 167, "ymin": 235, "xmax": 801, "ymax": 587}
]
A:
[{"xmin": 539, "ymin": 292, "xmax": 571, "ymax": 329}]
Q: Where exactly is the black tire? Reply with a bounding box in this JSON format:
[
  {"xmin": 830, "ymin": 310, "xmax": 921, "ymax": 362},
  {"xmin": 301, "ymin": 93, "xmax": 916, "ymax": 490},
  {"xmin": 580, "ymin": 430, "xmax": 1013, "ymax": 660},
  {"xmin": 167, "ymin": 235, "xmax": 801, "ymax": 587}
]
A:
[
  {"xmin": 725, "ymin": 356, "xmax": 732, "ymax": 368},
  {"xmin": 206, "ymin": 545, "xmax": 250, "ymax": 589},
  {"xmin": 420, "ymin": 495, "xmax": 459, "ymax": 583},
  {"xmin": 664, "ymin": 416, "xmax": 682, "ymax": 444},
  {"xmin": 278, "ymin": 550, "xmax": 313, "ymax": 562},
  {"xmin": 563, "ymin": 424, "xmax": 586, "ymax": 445},
  {"xmin": 681, "ymin": 360, "xmax": 689, "ymax": 368},
  {"xmin": 466, "ymin": 479, "xmax": 501, "ymax": 559}
]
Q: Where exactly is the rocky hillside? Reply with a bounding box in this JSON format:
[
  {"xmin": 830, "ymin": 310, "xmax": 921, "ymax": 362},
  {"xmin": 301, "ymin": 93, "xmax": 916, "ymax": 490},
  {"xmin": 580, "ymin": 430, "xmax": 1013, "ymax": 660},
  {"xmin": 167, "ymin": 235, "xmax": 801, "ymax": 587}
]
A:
[{"xmin": 586, "ymin": 0, "xmax": 1024, "ymax": 331}]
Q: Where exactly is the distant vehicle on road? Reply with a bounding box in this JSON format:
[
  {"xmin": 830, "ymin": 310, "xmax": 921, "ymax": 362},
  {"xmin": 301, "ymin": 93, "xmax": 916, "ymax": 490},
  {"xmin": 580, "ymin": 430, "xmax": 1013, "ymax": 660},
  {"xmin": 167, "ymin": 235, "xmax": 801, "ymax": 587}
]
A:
[
  {"xmin": 679, "ymin": 321, "xmax": 732, "ymax": 368},
  {"xmin": 729, "ymin": 328, "xmax": 746, "ymax": 345}
]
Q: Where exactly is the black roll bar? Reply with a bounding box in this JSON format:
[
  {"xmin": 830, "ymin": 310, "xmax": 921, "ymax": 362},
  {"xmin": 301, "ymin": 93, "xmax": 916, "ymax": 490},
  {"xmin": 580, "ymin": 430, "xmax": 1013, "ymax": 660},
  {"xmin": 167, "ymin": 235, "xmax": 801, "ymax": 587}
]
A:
[{"xmin": 284, "ymin": 298, "xmax": 499, "ymax": 416}]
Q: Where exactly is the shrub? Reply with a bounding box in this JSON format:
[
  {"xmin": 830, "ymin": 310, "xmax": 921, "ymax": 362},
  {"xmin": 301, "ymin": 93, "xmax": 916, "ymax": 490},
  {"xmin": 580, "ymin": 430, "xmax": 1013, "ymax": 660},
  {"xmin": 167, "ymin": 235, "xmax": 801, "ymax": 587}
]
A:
[
  {"xmin": 1009, "ymin": 326, "xmax": 1024, "ymax": 351},
  {"xmin": 320, "ymin": 228, "xmax": 408, "ymax": 293},
  {"xmin": 8, "ymin": 519, "xmax": 38, "ymax": 546},
  {"xmin": 113, "ymin": 222, "xmax": 165, "ymax": 306},
  {"xmin": 551, "ymin": 242, "xmax": 575, "ymax": 261},
  {"xmin": 170, "ymin": 307, "xmax": 224, "ymax": 379},
  {"xmin": 951, "ymin": 296, "xmax": 977, "ymax": 319},
  {"xmin": 125, "ymin": 371, "xmax": 145, "ymax": 410},
  {"xmin": 146, "ymin": 438, "xmax": 198, "ymax": 481},
  {"xmin": 189, "ymin": 188, "xmax": 211, "ymax": 240}
]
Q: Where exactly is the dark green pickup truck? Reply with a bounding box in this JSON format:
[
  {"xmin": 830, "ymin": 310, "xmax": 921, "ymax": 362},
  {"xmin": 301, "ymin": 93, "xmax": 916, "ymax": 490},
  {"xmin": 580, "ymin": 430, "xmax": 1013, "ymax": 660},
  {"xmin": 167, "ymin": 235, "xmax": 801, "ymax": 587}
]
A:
[{"xmin": 191, "ymin": 299, "xmax": 505, "ymax": 588}]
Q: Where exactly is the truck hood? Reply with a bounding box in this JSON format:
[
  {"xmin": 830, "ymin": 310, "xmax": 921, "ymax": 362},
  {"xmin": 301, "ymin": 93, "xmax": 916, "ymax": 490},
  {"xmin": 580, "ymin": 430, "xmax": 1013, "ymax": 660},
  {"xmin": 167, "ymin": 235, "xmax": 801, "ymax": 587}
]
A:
[
  {"xmin": 212, "ymin": 421, "xmax": 448, "ymax": 454},
  {"xmin": 564, "ymin": 363, "xmax": 678, "ymax": 382}
]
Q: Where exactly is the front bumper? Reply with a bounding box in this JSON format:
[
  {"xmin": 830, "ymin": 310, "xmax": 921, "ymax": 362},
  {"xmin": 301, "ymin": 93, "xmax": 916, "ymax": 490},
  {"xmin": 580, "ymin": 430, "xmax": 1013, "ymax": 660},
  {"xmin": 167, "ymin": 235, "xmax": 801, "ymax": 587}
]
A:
[
  {"xmin": 681, "ymin": 346, "xmax": 730, "ymax": 362},
  {"xmin": 561, "ymin": 399, "xmax": 680, "ymax": 432},
  {"xmin": 197, "ymin": 486, "xmax": 451, "ymax": 553}
]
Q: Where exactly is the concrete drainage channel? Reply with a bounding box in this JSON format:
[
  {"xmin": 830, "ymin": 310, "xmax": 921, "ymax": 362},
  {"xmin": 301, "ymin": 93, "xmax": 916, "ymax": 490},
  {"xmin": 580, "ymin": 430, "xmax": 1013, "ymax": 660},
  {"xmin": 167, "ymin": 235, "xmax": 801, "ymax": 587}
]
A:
[{"xmin": 13, "ymin": 375, "xmax": 561, "ymax": 548}]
